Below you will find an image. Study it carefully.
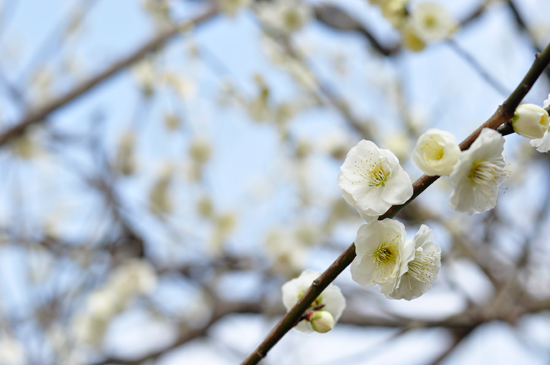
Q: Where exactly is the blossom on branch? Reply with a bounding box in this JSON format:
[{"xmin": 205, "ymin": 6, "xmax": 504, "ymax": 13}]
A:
[
  {"xmin": 412, "ymin": 129, "xmax": 461, "ymax": 176},
  {"xmin": 530, "ymin": 96, "xmax": 550, "ymax": 152},
  {"xmin": 350, "ymin": 219, "xmax": 409, "ymax": 287},
  {"xmin": 338, "ymin": 140, "xmax": 413, "ymax": 223},
  {"xmin": 449, "ymin": 128, "xmax": 509, "ymax": 215},
  {"xmin": 379, "ymin": 225, "xmax": 440, "ymax": 300},
  {"xmin": 512, "ymin": 103, "xmax": 550, "ymax": 139},
  {"xmin": 282, "ymin": 269, "xmax": 346, "ymax": 333},
  {"xmin": 258, "ymin": 0, "xmax": 312, "ymax": 35}
]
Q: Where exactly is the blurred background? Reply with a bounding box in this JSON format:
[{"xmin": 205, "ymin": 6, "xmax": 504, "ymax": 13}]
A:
[{"xmin": 0, "ymin": 0, "xmax": 549, "ymax": 364}]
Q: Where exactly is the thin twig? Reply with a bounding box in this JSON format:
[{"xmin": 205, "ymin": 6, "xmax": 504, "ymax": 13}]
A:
[{"xmin": 447, "ymin": 39, "xmax": 510, "ymax": 96}]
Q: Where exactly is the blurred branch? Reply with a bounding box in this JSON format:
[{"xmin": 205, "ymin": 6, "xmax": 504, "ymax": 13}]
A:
[
  {"xmin": 507, "ymin": 0, "xmax": 550, "ymax": 80},
  {"xmin": 314, "ymin": 4, "xmax": 398, "ymax": 56},
  {"xmin": 447, "ymin": 39, "xmax": 510, "ymax": 96},
  {"xmin": 314, "ymin": 2, "xmax": 488, "ymax": 57},
  {"xmin": 17, "ymin": 0, "xmax": 101, "ymax": 86},
  {"xmin": 428, "ymin": 327, "xmax": 476, "ymax": 365},
  {"xmin": 241, "ymin": 40, "xmax": 550, "ymax": 365},
  {"xmin": 92, "ymin": 300, "xmax": 263, "ymax": 365},
  {"xmin": 0, "ymin": 5, "xmax": 218, "ymax": 147}
]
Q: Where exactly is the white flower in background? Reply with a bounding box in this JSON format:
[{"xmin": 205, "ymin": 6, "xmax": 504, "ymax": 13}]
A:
[
  {"xmin": 110, "ymin": 259, "xmax": 157, "ymax": 299},
  {"xmin": 163, "ymin": 73, "xmax": 196, "ymax": 100},
  {"xmin": 379, "ymin": 225, "xmax": 441, "ymax": 300},
  {"xmin": 189, "ymin": 137, "xmax": 212, "ymax": 165},
  {"xmin": 412, "ymin": 129, "xmax": 461, "ymax": 176},
  {"xmin": 258, "ymin": 0, "xmax": 312, "ymax": 35},
  {"xmin": 218, "ymin": 0, "xmax": 252, "ymax": 17},
  {"xmin": 380, "ymin": 0, "xmax": 408, "ymax": 27},
  {"xmin": 351, "ymin": 219, "xmax": 409, "ymax": 287},
  {"xmin": 512, "ymin": 104, "xmax": 549, "ymax": 139},
  {"xmin": 0, "ymin": 335, "xmax": 25, "ymax": 365},
  {"xmin": 320, "ymin": 131, "xmax": 352, "ymax": 160},
  {"xmin": 401, "ymin": 21, "xmax": 426, "ymax": 52},
  {"xmin": 282, "ymin": 269, "xmax": 346, "ymax": 333},
  {"xmin": 338, "ymin": 140, "xmax": 413, "ymax": 223},
  {"xmin": 449, "ymin": 128, "xmax": 509, "ymax": 215},
  {"xmin": 544, "ymin": 93, "xmax": 550, "ymax": 109},
  {"xmin": 132, "ymin": 59, "xmax": 156, "ymax": 96},
  {"xmin": 73, "ymin": 260, "xmax": 157, "ymax": 347},
  {"xmin": 265, "ymin": 230, "xmax": 306, "ymax": 276},
  {"xmin": 410, "ymin": 2, "xmax": 457, "ymax": 43},
  {"xmin": 115, "ymin": 130, "xmax": 137, "ymax": 176},
  {"xmin": 384, "ymin": 132, "xmax": 412, "ymax": 162},
  {"xmin": 149, "ymin": 163, "xmax": 175, "ymax": 215}
]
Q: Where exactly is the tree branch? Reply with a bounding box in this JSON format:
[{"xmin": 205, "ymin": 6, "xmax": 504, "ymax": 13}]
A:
[
  {"xmin": 0, "ymin": 5, "xmax": 218, "ymax": 147},
  {"xmin": 241, "ymin": 40, "xmax": 550, "ymax": 365}
]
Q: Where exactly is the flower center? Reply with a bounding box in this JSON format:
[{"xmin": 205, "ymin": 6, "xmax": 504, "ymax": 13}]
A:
[
  {"xmin": 367, "ymin": 161, "xmax": 390, "ymax": 187},
  {"xmin": 407, "ymin": 248, "xmax": 438, "ymax": 285},
  {"xmin": 370, "ymin": 237, "xmax": 400, "ymax": 280},
  {"xmin": 284, "ymin": 10, "xmax": 300, "ymax": 30},
  {"xmin": 421, "ymin": 139, "xmax": 444, "ymax": 161},
  {"xmin": 423, "ymin": 14, "xmax": 438, "ymax": 29},
  {"xmin": 469, "ymin": 159, "xmax": 509, "ymax": 196}
]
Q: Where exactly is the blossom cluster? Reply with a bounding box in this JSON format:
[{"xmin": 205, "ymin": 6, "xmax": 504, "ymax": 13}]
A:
[
  {"xmin": 281, "ymin": 94, "xmax": 550, "ymax": 335},
  {"xmin": 369, "ymin": 1, "xmax": 457, "ymax": 52},
  {"xmin": 72, "ymin": 260, "xmax": 157, "ymax": 346}
]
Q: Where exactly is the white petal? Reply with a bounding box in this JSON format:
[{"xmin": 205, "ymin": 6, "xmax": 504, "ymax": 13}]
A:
[{"xmin": 381, "ymin": 167, "xmax": 413, "ymax": 205}]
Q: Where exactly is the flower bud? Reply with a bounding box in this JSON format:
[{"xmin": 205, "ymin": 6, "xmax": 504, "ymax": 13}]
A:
[
  {"xmin": 412, "ymin": 129, "xmax": 460, "ymax": 176},
  {"xmin": 512, "ymin": 104, "xmax": 550, "ymax": 139},
  {"xmin": 310, "ymin": 311, "xmax": 334, "ymax": 334}
]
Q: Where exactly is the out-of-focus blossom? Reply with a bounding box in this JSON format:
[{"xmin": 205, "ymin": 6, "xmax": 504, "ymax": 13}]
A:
[
  {"xmin": 258, "ymin": 0, "xmax": 312, "ymax": 35},
  {"xmin": 149, "ymin": 163, "xmax": 175, "ymax": 215},
  {"xmin": 217, "ymin": 0, "xmax": 252, "ymax": 17},
  {"xmin": 115, "ymin": 130, "xmax": 137, "ymax": 176},
  {"xmin": 409, "ymin": 2, "xmax": 457, "ymax": 43}
]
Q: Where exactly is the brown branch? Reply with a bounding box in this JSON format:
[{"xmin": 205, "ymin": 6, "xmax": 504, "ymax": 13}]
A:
[
  {"xmin": 241, "ymin": 40, "xmax": 550, "ymax": 365},
  {"xmin": 0, "ymin": 5, "xmax": 218, "ymax": 147}
]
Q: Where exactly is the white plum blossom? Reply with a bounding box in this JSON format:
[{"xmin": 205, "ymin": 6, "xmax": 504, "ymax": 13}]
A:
[
  {"xmin": 258, "ymin": 0, "xmax": 312, "ymax": 35},
  {"xmin": 73, "ymin": 260, "xmax": 157, "ymax": 346},
  {"xmin": 282, "ymin": 269, "xmax": 346, "ymax": 333},
  {"xmin": 410, "ymin": 2, "xmax": 457, "ymax": 43},
  {"xmin": 449, "ymin": 128, "xmax": 509, "ymax": 215},
  {"xmin": 529, "ymin": 97, "xmax": 550, "ymax": 152},
  {"xmin": 531, "ymin": 131, "xmax": 550, "ymax": 153},
  {"xmin": 217, "ymin": 0, "xmax": 252, "ymax": 17},
  {"xmin": 379, "ymin": 225, "xmax": 441, "ymax": 300},
  {"xmin": 351, "ymin": 219, "xmax": 408, "ymax": 287},
  {"xmin": 512, "ymin": 104, "xmax": 550, "ymax": 139},
  {"xmin": 412, "ymin": 129, "xmax": 461, "ymax": 176},
  {"xmin": 338, "ymin": 140, "xmax": 413, "ymax": 223}
]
